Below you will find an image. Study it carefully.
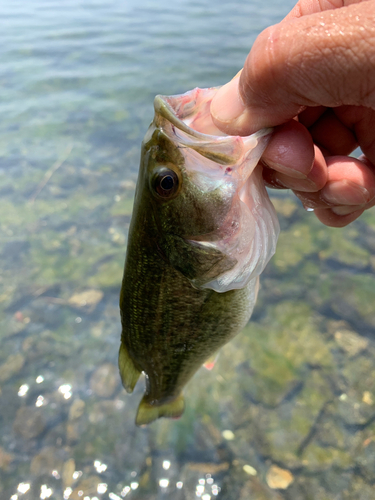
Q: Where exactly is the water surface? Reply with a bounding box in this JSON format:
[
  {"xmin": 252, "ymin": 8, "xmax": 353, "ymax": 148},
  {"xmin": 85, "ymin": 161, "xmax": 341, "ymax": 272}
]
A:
[{"xmin": 1, "ymin": 1, "xmax": 375, "ymax": 499}]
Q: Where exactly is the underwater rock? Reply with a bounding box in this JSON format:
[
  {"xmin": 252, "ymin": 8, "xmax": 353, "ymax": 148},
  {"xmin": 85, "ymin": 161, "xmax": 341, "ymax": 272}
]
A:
[
  {"xmin": 62, "ymin": 458, "xmax": 76, "ymax": 489},
  {"xmin": 331, "ymin": 275, "xmax": 375, "ymax": 327},
  {"xmin": 90, "ymin": 363, "xmax": 119, "ymax": 397},
  {"xmin": 70, "ymin": 475, "xmax": 102, "ymax": 500},
  {"xmin": 0, "ymin": 353, "xmax": 25, "ymax": 382},
  {"xmin": 362, "ymin": 391, "xmax": 373, "ymax": 405},
  {"xmin": 336, "ymin": 392, "xmax": 375, "ymax": 426},
  {"xmin": 120, "ymin": 179, "xmax": 137, "ymax": 191},
  {"xmin": 334, "ymin": 329, "xmax": 369, "ymax": 357},
  {"xmin": 13, "ymin": 406, "xmax": 46, "ymax": 439},
  {"xmin": 66, "ymin": 422, "xmax": 80, "ymax": 444},
  {"xmin": 318, "ymin": 227, "xmax": 370, "ymax": 268},
  {"xmin": 301, "ymin": 441, "xmax": 354, "ymax": 470},
  {"xmin": 254, "ymin": 371, "xmax": 333, "ymax": 468},
  {"xmin": 237, "ymin": 303, "xmax": 333, "ymax": 409},
  {"xmin": 0, "ymin": 446, "xmax": 14, "ymax": 470},
  {"xmin": 68, "ymin": 398, "xmax": 85, "ymax": 420},
  {"xmin": 337, "ymin": 356, "xmax": 375, "ymax": 425},
  {"xmin": 88, "ymin": 400, "xmax": 120, "ymax": 424},
  {"xmin": 1, "ymin": 315, "xmax": 27, "ymax": 339},
  {"xmin": 266, "ymin": 465, "xmax": 294, "ymax": 490},
  {"xmin": 22, "ymin": 330, "xmax": 70, "ymax": 360},
  {"xmin": 341, "ymin": 475, "xmax": 375, "ymax": 500},
  {"xmin": 68, "ymin": 289, "xmax": 103, "ymax": 312},
  {"xmin": 240, "ymin": 476, "xmax": 284, "ymax": 500},
  {"xmin": 354, "ymin": 440, "xmax": 375, "ymax": 482},
  {"xmin": 87, "ymin": 259, "xmax": 124, "ymax": 288},
  {"xmin": 30, "ymin": 446, "xmax": 63, "ymax": 476}
]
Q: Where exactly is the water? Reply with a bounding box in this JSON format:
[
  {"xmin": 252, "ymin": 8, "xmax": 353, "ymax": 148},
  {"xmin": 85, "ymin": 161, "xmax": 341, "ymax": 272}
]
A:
[{"xmin": 1, "ymin": 1, "xmax": 375, "ymax": 499}]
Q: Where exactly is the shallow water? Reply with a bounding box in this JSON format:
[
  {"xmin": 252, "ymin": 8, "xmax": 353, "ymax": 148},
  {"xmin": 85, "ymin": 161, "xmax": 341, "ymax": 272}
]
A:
[{"xmin": 1, "ymin": 1, "xmax": 375, "ymax": 499}]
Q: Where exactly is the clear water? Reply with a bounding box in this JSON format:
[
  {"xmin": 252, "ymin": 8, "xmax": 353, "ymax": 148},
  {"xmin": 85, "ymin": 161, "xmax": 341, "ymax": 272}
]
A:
[{"xmin": 1, "ymin": 1, "xmax": 375, "ymax": 499}]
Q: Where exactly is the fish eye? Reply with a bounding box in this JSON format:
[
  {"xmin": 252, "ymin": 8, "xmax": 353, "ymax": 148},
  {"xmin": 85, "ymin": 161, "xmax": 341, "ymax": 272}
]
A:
[{"xmin": 151, "ymin": 166, "xmax": 180, "ymax": 199}]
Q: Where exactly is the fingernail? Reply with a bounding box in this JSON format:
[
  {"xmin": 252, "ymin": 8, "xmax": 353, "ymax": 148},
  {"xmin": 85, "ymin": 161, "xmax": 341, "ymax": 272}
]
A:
[
  {"xmin": 321, "ymin": 180, "xmax": 370, "ymax": 206},
  {"xmin": 263, "ymin": 158, "xmax": 308, "ymax": 180},
  {"xmin": 331, "ymin": 206, "xmax": 363, "ymax": 216},
  {"xmin": 211, "ymin": 78, "xmax": 246, "ymax": 124}
]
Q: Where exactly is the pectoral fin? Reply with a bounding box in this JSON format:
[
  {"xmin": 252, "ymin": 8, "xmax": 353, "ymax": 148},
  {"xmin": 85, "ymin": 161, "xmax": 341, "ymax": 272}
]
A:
[
  {"xmin": 135, "ymin": 394, "xmax": 185, "ymax": 426},
  {"xmin": 118, "ymin": 342, "xmax": 141, "ymax": 393},
  {"xmin": 163, "ymin": 235, "xmax": 237, "ymax": 288}
]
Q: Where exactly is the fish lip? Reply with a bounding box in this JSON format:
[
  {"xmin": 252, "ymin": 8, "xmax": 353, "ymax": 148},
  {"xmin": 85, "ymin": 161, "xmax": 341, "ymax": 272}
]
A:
[
  {"xmin": 154, "ymin": 90, "xmax": 272, "ymax": 142},
  {"xmin": 154, "ymin": 93, "xmax": 208, "ymax": 141}
]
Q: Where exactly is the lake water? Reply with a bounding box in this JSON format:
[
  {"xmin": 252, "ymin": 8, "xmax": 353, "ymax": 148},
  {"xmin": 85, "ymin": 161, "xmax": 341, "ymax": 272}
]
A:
[{"xmin": 1, "ymin": 1, "xmax": 375, "ymax": 499}]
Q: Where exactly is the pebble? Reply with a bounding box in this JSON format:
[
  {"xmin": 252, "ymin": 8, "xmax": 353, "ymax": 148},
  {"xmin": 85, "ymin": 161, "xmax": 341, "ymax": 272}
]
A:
[
  {"xmin": 362, "ymin": 391, "xmax": 374, "ymax": 406},
  {"xmin": 0, "ymin": 353, "xmax": 25, "ymax": 382},
  {"xmin": 69, "ymin": 399, "xmax": 85, "ymax": 420},
  {"xmin": 68, "ymin": 289, "xmax": 103, "ymax": 311},
  {"xmin": 0, "ymin": 446, "xmax": 14, "ymax": 470},
  {"xmin": 334, "ymin": 329, "xmax": 369, "ymax": 357},
  {"xmin": 13, "ymin": 406, "xmax": 46, "ymax": 439},
  {"xmin": 30, "ymin": 446, "xmax": 63, "ymax": 476},
  {"xmin": 90, "ymin": 363, "xmax": 118, "ymax": 398},
  {"xmin": 62, "ymin": 458, "xmax": 76, "ymax": 488},
  {"xmin": 266, "ymin": 465, "xmax": 294, "ymax": 490},
  {"xmin": 66, "ymin": 422, "xmax": 80, "ymax": 444},
  {"xmin": 70, "ymin": 475, "xmax": 101, "ymax": 500}
]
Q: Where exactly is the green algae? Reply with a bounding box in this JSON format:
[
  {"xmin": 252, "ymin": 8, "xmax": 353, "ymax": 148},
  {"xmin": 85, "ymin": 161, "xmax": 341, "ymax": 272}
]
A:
[{"xmin": 273, "ymin": 223, "xmax": 317, "ymax": 270}]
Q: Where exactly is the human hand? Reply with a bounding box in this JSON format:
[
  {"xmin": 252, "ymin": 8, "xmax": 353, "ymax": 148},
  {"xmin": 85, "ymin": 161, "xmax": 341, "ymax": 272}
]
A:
[{"xmin": 211, "ymin": 0, "xmax": 375, "ymax": 227}]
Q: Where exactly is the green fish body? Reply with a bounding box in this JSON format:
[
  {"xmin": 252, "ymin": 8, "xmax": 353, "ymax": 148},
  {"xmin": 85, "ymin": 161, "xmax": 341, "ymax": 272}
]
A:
[{"xmin": 119, "ymin": 87, "xmax": 279, "ymax": 425}]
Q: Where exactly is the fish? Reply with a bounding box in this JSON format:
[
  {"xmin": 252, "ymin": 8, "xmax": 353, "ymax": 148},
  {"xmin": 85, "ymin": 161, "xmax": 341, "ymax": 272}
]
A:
[{"xmin": 119, "ymin": 87, "xmax": 279, "ymax": 426}]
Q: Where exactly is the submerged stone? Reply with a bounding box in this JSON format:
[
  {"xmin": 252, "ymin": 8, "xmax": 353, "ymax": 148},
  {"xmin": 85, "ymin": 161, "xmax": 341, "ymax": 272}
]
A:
[
  {"xmin": 68, "ymin": 289, "xmax": 103, "ymax": 311},
  {"xmin": 70, "ymin": 475, "xmax": 102, "ymax": 500},
  {"xmin": 0, "ymin": 353, "xmax": 25, "ymax": 382},
  {"xmin": 0, "ymin": 446, "xmax": 14, "ymax": 470},
  {"xmin": 30, "ymin": 446, "xmax": 63, "ymax": 476},
  {"xmin": 334, "ymin": 329, "xmax": 369, "ymax": 357},
  {"xmin": 13, "ymin": 406, "xmax": 46, "ymax": 439},
  {"xmin": 266, "ymin": 465, "xmax": 294, "ymax": 490},
  {"xmin": 68, "ymin": 398, "xmax": 85, "ymax": 421},
  {"xmin": 89, "ymin": 363, "xmax": 119, "ymax": 398},
  {"xmin": 62, "ymin": 458, "xmax": 76, "ymax": 489}
]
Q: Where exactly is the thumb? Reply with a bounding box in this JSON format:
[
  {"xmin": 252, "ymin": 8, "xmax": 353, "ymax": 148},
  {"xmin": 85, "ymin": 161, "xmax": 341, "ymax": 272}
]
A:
[{"xmin": 211, "ymin": 1, "xmax": 375, "ymax": 135}]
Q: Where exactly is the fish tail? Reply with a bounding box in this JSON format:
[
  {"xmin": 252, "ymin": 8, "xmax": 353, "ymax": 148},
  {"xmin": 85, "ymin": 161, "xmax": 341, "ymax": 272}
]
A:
[
  {"xmin": 135, "ymin": 394, "xmax": 185, "ymax": 426},
  {"xmin": 118, "ymin": 342, "xmax": 141, "ymax": 393}
]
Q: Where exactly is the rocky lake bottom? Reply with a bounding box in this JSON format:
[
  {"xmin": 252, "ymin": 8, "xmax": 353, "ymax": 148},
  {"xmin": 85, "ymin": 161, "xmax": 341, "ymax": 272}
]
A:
[{"xmin": 2, "ymin": 0, "xmax": 375, "ymax": 498}]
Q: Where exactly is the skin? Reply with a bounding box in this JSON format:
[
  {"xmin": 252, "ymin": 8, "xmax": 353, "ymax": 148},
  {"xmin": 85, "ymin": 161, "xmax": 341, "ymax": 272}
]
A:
[{"xmin": 210, "ymin": 0, "xmax": 375, "ymax": 227}]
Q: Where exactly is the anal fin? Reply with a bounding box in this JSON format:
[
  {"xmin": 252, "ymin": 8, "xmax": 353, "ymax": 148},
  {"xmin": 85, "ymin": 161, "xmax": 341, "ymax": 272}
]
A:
[
  {"xmin": 118, "ymin": 342, "xmax": 141, "ymax": 393},
  {"xmin": 135, "ymin": 394, "xmax": 185, "ymax": 426}
]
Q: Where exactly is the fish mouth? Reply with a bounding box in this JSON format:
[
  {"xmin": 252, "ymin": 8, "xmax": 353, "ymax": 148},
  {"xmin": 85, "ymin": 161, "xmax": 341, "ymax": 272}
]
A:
[
  {"xmin": 153, "ymin": 88, "xmax": 272, "ymax": 166},
  {"xmin": 154, "ymin": 88, "xmax": 225, "ymax": 140}
]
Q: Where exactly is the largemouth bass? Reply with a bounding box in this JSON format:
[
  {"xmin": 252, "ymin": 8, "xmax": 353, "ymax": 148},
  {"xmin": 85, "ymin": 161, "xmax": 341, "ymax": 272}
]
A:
[{"xmin": 119, "ymin": 87, "xmax": 279, "ymax": 426}]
